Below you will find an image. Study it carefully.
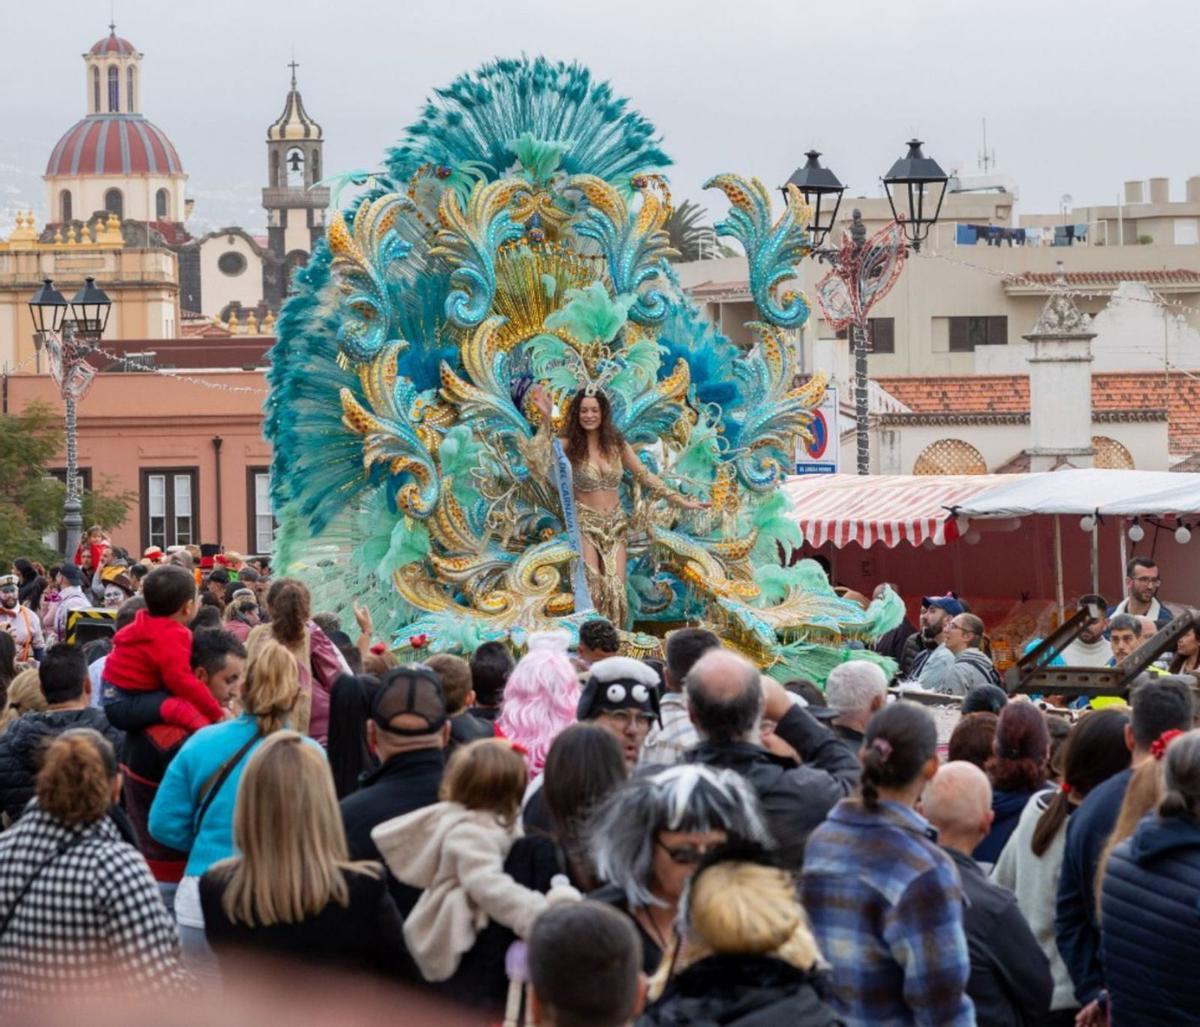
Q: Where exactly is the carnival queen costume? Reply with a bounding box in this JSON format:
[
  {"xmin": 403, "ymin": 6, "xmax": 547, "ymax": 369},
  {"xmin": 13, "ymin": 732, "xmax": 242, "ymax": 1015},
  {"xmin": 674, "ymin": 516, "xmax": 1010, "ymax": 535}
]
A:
[{"xmin": 264, "ymin": 56, "xmax": 904, "ymax": 681}]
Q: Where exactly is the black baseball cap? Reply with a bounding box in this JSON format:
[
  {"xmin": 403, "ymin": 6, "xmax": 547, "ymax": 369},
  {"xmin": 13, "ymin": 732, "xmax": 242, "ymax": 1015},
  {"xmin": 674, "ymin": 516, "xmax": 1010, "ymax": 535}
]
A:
[{"xmin": 371, "ymin": 665, "xmax": 448, "ymax": 736}]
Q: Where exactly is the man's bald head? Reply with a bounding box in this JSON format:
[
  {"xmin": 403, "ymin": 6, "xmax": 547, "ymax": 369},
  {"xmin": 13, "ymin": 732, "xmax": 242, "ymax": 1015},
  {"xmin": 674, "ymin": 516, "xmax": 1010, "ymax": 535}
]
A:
[
  {"xmin": 685, "ymin": 649, "xmax": 763, "ymax": 744},
  {"xmin": 922, "ymin": 761, "xmax": 993, "ymax": 854},
  {"xmin": 1134, "ymin": 615, "xmax": 1158, "ymax": 642}
]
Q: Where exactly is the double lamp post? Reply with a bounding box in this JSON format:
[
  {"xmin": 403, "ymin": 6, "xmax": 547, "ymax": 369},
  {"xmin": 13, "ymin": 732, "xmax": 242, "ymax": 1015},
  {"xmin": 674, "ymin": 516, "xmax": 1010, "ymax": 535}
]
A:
[
  {"xmin": 27, "ymin": 277, "xmax": 113, "ymax": 559},
  {"xmin": 784, "ymin": 140, "xmax": 949, "ymax": 474}
]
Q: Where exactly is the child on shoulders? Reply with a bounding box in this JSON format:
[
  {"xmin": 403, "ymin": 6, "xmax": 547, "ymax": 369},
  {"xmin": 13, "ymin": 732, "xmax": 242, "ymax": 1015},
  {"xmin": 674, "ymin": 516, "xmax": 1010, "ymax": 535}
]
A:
[
  {"xmin": 102, "ymin": 564, "xmax": 226, "ymax": 734},
  {"xmin": 371, "ymin": 738, "xmax": 579, "ymax": 982}
]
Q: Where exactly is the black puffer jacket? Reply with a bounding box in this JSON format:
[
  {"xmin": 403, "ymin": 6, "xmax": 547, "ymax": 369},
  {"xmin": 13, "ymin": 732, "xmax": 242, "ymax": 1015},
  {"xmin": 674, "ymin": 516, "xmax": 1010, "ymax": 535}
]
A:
[
  {"xmin": 1101, "ymin": 813, "xmax": 1200, "ymax": 1026},
  {"xmin": 686, "ymin": 706, "xmax": 859, "ymax": 869},
  {"xmin": 639, "ymin": 954, "xmax": 843, "ymax": 1027},
  {"xmin": 0, "ymin": 708, "xmax": 124, "ymax": 824}
]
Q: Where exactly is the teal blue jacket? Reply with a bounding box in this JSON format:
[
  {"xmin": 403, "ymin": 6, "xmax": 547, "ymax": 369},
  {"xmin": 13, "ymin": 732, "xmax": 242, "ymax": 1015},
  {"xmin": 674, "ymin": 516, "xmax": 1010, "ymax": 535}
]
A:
[{"xmin": 149, "ymin": 715, "xmax": 322, "ymax": 877}]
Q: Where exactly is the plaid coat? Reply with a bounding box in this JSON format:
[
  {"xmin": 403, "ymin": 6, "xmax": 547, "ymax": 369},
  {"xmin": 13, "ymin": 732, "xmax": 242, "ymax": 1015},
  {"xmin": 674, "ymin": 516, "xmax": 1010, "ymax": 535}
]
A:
[
  {"xmin": 802, "ymin": 798, "xmax": 974, "ymax": 1027},
  {"xmin": 0, "ymin": 804, "xmax": 192, "ymax": 1006}
]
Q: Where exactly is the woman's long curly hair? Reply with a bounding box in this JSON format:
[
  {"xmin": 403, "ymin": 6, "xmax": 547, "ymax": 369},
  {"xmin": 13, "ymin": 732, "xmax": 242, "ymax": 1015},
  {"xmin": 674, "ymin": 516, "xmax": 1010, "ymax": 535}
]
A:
[{"xmin": 563, "ymin": 390, "xmax": 623, "ymax": 466}]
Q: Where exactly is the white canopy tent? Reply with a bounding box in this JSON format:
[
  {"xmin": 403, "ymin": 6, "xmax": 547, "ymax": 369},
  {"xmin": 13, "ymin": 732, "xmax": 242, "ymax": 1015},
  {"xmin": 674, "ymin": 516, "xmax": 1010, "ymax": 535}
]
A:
[
  {"xmin": 783, "ymin": 469, "xmax": 1200, "ymax": 617},
  {"xmin": 947, "ymin": 468, "xmax": 1200, "ymax": 608},
  {"xmin": 951, "ymin": 469, "xmax": 1200, "ymax": 519}
]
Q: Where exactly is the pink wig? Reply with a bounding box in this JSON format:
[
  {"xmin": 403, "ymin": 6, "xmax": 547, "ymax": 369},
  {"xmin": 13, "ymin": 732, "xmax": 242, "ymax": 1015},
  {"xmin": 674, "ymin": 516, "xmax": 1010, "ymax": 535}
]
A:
[{"xmin": 496, "ymin": 648, "xmax": 581, "ymax": 776}]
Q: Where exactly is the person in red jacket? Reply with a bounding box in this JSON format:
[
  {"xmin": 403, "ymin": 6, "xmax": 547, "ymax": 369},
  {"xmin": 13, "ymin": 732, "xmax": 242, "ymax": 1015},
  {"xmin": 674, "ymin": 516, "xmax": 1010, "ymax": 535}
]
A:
[{"xmin": 101, "ymin": 564, "xmax": 226, "ymax": 734}]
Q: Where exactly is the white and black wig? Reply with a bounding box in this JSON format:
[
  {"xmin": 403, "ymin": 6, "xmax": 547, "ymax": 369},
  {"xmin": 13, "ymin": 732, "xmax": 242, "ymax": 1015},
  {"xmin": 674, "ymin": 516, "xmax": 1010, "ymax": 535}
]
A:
[{"xmin": 586, "ymin": 764, "xmax": 771, "ymax": 909}]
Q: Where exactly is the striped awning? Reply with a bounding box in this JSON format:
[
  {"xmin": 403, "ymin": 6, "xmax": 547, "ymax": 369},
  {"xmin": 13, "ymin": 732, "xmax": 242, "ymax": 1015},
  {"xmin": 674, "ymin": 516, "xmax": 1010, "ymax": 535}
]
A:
[{"xmin": 782, "ymin": 473, "xmax": 1002, "ymax": 549}]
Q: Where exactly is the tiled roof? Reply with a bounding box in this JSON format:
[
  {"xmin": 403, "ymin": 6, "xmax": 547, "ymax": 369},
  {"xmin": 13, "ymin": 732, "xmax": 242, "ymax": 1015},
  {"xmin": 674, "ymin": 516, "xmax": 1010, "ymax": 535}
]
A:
[
  {"xmin": 1013, "ymin": 270, "xmax": 1200, "ymax": 287},
  {"xmin": 875, "ymin": 372, "xmax": 1200, "ymax": 454}
]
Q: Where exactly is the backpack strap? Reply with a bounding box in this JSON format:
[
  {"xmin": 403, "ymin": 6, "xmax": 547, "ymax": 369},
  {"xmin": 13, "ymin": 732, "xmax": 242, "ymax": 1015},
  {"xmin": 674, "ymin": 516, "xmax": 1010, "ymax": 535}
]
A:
[{"xmin": 192, "ymin": 731, "xmax": 261, "ymax": 836}]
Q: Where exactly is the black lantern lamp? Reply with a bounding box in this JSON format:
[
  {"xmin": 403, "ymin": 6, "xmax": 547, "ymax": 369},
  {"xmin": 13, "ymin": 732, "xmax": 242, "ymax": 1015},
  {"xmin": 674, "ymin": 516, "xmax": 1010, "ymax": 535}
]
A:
[
  {"xmin": 783, "ymin": 150, "xmax": 845, "ymax": 248},
  {"xmin": 69, "ymin": 276, "xmax": 112, "ymax": 337},
  {"xmin": 882, "ymin": 139, "xmax": 949, "ymax": 250},
  {"xmin": 27, "ymin": 278, "xmax": 69, "ymax": 335}
]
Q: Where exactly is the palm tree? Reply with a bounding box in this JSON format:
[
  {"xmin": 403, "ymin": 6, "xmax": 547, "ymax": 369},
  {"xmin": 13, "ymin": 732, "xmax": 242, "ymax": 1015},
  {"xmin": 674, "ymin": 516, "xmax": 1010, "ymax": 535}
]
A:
[{"xmin": 665, "ymin": 200, "xmax": 726, "ymax": 262}]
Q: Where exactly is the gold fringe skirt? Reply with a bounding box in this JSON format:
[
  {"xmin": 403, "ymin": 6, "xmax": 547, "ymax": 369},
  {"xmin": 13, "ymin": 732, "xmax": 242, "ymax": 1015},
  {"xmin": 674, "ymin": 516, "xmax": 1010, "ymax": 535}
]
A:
[{"xmin": 578, "ymin": 505, "xmax": 629, "ymax": 628}]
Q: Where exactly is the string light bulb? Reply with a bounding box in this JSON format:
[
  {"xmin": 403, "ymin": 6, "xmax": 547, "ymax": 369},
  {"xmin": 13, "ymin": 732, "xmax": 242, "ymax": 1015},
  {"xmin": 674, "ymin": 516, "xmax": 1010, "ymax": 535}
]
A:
[
  {"xmin": 1128, "ymin": 519, "xmax": 1144, "ymax": 542},
  {"xmin": 1176, "ymin": 524, "xmax": 1192, "ymax": 544},
  {"xmin": 1080, "ymin": 515, "xmax": 1095, "ymax": 532}
]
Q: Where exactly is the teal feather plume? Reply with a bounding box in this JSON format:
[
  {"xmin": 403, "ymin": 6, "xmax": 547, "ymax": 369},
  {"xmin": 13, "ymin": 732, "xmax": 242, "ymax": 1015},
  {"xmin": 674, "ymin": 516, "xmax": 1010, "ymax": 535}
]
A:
[
  {"xmin": 749, "ymin": 491, "xmax": 803, "ymax": 563},
  {"xmin": 543, "ymin": 284, "xmax": 634, "ymax": 345}
]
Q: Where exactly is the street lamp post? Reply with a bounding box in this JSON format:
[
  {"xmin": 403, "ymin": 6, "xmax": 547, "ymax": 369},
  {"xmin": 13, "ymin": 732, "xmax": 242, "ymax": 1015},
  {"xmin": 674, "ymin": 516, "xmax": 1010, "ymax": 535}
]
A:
[
  {"xmin": 28, "ymin": 277, "xmax": 111, "ymax": 559},
  {"xmin": 784, "ymin": 140, "xmax": 948, "ymax": 474}
]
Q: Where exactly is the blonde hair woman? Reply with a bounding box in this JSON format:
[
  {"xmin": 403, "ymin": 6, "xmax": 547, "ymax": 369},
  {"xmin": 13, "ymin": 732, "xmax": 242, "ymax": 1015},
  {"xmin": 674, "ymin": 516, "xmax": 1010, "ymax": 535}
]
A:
[
  {"xmin": 642, "ymin": 851, "xmax": 838, "ymax": 1026},
  {"xmin": 200, "ymin": 732, "xmax": 405, "ymax": 979},
  {"xmin": 0, "ymin": 669, "xmax": 46, "ymax": 735},
  {"xmin": 148, "ymin": 638, "xmax": 308, "ymax": 978}
]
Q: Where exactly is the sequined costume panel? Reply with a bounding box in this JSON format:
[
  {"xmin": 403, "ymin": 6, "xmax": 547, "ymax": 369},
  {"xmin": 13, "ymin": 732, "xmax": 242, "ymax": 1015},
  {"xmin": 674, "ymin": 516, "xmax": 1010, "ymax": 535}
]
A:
[
  {"xmin": 574, "ymin": 459, "xmax": 623, "ymax": 493},
  {"xmin": 578, "ymin": 504, "xmax": 629, "ymax": 627}
]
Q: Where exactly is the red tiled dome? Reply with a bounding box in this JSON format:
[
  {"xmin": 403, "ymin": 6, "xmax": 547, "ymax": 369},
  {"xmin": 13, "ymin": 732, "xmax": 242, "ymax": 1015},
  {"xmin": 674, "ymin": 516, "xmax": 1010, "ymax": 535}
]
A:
[
  {"xmin": 45, "ymin": 115, "xmax": 183, "ymax": 177},
  {"xmin": 89, "ymin": 32, "xmax": 138, "ymax": 56}
]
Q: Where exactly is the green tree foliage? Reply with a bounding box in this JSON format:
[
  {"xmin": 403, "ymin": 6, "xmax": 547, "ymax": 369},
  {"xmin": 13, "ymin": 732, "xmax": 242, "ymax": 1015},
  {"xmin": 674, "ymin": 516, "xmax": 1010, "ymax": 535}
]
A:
[{"xmin": 0, "ymin": 402, "xmax": 131, "ymax": 568}]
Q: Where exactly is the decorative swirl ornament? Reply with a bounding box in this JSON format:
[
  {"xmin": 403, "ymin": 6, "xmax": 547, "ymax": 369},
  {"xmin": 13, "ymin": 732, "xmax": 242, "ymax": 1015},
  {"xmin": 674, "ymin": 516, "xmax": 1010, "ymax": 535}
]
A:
[
  {"xmin": 431, "ymin": 177, "xmax": 532, "ymax": 328},
  {"xmin": 705, "ymin": 175, "xmax": 813, "ymax": 329}
]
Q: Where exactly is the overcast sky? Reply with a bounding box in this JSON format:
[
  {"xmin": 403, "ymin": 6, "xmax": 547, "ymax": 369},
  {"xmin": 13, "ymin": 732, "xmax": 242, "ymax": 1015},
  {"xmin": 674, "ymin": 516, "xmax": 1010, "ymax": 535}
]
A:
[{"xmin": 2, "ymin": 0, "xmax": 1198, "ymax": 234}]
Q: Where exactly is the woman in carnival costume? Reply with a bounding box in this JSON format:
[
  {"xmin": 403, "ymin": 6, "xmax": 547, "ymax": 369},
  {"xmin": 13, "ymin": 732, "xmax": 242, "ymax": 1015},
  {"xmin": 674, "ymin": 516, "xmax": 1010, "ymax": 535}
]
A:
[{"xmin": 520, "ymin": 379, "xmax": 704, "ymax": 629}]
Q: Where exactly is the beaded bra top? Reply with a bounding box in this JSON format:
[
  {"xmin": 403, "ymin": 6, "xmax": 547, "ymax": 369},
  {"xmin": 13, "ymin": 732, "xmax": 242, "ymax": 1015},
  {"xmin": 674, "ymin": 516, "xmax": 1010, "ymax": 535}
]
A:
[{"xmin": 573, "ymin": 459, "xmax": 622, "ymax": 493}]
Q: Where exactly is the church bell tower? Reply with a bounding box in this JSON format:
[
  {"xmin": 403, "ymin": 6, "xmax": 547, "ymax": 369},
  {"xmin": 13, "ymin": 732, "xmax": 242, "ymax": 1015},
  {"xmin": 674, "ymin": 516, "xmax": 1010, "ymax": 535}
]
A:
[{"xmin": 262, "ymin": 60, "xmax": 329, "ymax": 307}]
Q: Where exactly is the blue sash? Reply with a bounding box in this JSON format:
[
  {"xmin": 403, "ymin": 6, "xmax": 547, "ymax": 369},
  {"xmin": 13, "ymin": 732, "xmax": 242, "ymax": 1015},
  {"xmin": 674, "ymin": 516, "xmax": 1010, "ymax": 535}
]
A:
[{"xmin": 551, "ymin": 437, "xmax": 594, "ymax": 614}]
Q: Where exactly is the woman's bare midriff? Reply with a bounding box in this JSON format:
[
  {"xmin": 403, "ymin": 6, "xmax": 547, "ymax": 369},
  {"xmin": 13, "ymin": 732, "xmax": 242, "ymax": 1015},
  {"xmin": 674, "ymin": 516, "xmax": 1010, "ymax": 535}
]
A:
[{"xmin": 576, "ymin": 487, "xmax": 621, "ymax": 513}]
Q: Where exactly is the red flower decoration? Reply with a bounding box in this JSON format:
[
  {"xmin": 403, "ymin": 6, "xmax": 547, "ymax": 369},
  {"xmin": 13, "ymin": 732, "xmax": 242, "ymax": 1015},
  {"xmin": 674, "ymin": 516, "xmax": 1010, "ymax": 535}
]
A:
[
  {"xmin": 1060, "ymin": 781, "xmax": 1071, "ymax": 795},
  {"xmin": 369, "ymin": 642, "xmax": 387, "ymax": 656},
  {"xmin": 1151, "ymin": 729, "xmax": 1185, "ymax": 761},
  {"xmin": 409, "ymin": 633, "xmax": 429, "ymax": 650}
]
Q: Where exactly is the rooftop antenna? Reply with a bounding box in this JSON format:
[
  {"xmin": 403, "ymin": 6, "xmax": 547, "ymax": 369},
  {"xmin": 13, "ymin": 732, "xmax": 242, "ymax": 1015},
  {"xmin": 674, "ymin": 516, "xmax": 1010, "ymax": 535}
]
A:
[{"xmin": 977, "ymin": 118, "xmax": 996, "ymax": 173}]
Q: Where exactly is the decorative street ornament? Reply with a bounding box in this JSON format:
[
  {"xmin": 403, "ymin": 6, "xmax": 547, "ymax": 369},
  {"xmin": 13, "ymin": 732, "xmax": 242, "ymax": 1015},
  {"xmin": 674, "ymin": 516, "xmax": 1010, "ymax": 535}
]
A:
[{"xmin": 815, "ymin": 219, "xmax": 908, "ymax": 332}]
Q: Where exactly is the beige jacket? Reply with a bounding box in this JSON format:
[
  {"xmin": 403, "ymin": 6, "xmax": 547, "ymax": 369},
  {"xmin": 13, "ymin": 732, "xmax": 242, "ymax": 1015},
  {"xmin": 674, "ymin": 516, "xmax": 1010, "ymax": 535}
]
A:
[{"xmin": 371, "ymin": 801, "xmax": 552, "ymax": 982}]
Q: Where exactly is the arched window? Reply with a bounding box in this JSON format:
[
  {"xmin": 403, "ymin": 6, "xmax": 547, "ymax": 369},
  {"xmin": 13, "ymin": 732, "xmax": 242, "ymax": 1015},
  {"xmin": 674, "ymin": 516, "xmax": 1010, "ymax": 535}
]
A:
[
  {"xmin": 59, "ymin": 190, "xmax": 72, "ymax": 224},
  {"xmin": 1092, "ymin": 436, "xmax": 1135, "ymax": 470},
  {"xmin": 92, "ymin": 67, "xmax": 101, "ymax": 112},
  {"xmin": 107, "ymin": 66, "xmax": 120, "ymax": 112},
  {"xmin": 913, "ymin": 438, "xmax": 988, "ymax": 475},
  {"xmin": 286, "ymin": 148, "xmax": 304, "ymax": 188},
  {"xmin": 271, "ymin": 150, "xmax": 281, "ymax": 188},
  {"xmin": 311, "ymin": 148, "xmax": 320, "ymax": 183},
  {"xmin": 155, "ymin": 188, "xmax": 169, "ymax": 220},
  {"xmin": 127, "ymin": 67, "xmax": 136, "ymax": 112},
  {"xmin": 104, "ymin": 188, "xmax": 124, "ymax": 220}
]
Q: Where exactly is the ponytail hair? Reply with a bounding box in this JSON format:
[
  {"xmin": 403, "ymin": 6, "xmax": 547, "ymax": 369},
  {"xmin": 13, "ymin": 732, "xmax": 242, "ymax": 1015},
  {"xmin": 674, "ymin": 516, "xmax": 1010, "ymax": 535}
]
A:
[
  {"xmin": 1031, "ymin": 707, "xmax": 1130, "ymax": 857},
  {"xmin": 265, "ymin": 577, "xmax": 311, "ymax": 648},
  {"xmin": 243, "ymin": 638, "xmax": 302, "ymax": 736},
  {"xmin": 1159, "ymin": 729, "xmax": 1200, "ymax": 820},
  {"xmin": 859, "ymin": 702, "xmax": 937, "ymax": 811},
  {"xmin": 36, "ymin": 728, "xmax": 117, "ymax": 826}
]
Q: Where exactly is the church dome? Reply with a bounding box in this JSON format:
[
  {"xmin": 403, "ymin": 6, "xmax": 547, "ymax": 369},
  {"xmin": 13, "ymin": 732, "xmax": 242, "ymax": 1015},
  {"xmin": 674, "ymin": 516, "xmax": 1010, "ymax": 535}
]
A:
[
  {"xmin": 268, "ymin": 66, "xmax": 323, "ymax": 141},
  {"xmin": 46, "ymin": 115, "xmax": 183, "ymax": 177},
  {"xmin": 88, "ymin": 29, "xmax": 138, "ymax": 56}
]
